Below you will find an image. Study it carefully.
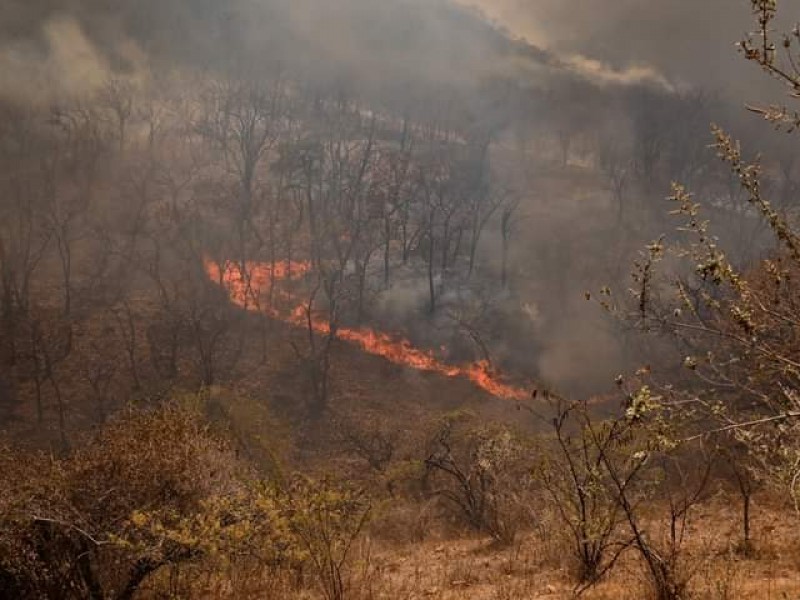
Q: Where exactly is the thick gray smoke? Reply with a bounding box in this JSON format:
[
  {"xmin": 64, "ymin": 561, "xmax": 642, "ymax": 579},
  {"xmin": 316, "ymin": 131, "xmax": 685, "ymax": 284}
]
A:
[
  {"xmin": 1, "ymin": 0, "xmax": 544, "ymax": 102},
  {"xmin": 0, "ymin": 0, "xmax": 685, "ymax": 106},
  {"xmin": 2, "ymin": 0, "xmax": 784, "ymax": 104},
  {"xmin": 467, "ymin": 0, "xmax": 789, "ymax": 100}
]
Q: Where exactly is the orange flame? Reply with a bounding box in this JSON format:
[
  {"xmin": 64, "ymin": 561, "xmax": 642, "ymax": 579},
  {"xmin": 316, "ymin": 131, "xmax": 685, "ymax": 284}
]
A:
[
  {"xmin": 206, "ymin": 258, "xmax": 312, "ymax": 313},
  {"xmin": 204, "ymin": 258, "xmax": 528, "ymax": 401}
]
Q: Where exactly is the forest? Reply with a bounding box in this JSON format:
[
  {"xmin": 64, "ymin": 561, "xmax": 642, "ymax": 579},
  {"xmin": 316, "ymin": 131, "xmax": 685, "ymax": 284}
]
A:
[{"xmin": 1, "ymin": 1, "xmax": 800, "ymax": 598}]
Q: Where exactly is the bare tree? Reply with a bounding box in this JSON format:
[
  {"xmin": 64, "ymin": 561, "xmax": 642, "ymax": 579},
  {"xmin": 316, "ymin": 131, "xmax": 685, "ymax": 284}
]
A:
[
  {"xmin": 464, "ymin": 138, "xmax": 503, "ymax": 279},
  {"xmin": 500, "ymin": 194, "xmax": 521, "ymax": 290},
  {"xmin": 99, "ymin": 78, "xmax": 135, "ymax": 153},
  {"xmin": 197, "ymin": 76, "xmax": 289, "ymax": 281},
  {"xmin": 597, "ymin": 132, "xmax": 633, "ymax": 225},
  {"xmin": 629, "ymin": 89, "xmax": 669, "ymax": 192},
  {"xmin": 0, "ymin": 107, "xmax": 51, "ymax": 366}
]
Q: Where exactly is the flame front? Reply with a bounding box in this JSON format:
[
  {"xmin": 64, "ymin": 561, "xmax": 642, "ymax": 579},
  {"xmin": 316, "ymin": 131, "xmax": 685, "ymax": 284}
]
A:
[{"xmin": 204, "ymin": 258, "xmax": 528, "ymax": 401}]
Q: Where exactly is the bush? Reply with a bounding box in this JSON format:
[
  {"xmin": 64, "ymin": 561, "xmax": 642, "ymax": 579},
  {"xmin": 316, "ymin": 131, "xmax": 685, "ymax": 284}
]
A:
[
  {"xmin": 424, "ymin": 412, "xmax": 530, "ymax": 545},
  {"xmin": 0, "ymin": 401, "xmax": 239, "ymax": 599},
  {"xmin": 0, "ymin": 399, "xmax": 377, "ymax": 599},
  {"xmin": 284, "ymin": 476, "xmax": 372, "ymax": 600}
]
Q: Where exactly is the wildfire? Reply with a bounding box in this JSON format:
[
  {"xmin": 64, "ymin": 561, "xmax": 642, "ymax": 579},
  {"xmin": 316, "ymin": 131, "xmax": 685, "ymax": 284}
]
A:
[
  {"xmin": 206, "ymin": 258, "xmax": 312, "ymax": 315},
  {"xmin": 204, "ymin": 258, "xmax": 528, "ymax": 401}
]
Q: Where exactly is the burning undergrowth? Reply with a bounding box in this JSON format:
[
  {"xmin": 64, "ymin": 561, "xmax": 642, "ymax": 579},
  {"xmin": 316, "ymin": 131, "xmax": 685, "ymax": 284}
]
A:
[{"xmin": 204, "ymin": 258, "xmax": 529, "ymax": 401}]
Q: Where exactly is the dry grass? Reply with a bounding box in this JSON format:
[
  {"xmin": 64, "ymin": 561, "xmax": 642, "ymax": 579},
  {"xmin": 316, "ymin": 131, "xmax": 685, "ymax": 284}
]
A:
[
  {"xmin": 346, "ymin": 515, "xmax": 800, "ymax": 599},
  {"xmin": 154, "ymin": 492, "xmax": 800, "ymax": 600},
  {"xmin": 357, "ymin": 497, "xmax": 798, "ymax": 599}
]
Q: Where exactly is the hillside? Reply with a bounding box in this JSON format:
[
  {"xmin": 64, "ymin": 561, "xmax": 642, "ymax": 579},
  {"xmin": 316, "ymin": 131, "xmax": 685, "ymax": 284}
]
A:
[{"xmin": 3, "ymin": 2, "xmax": 800, "ymax": 599}]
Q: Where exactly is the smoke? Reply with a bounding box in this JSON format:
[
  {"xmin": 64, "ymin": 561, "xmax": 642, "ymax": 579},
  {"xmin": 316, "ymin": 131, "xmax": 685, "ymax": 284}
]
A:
[
  {"xmin": 0, "ymin": 0, "xmax": 691, "ymax": 108},
  {"xmin": 463, "ymin": 0, "xmax": 776, "ymax": 98},
  {"xmin": 535, "ymin": 300, "xmax": 625, "ymax": 398},
  {"xmin": 560, "ymin": 54, "xmax": 673, "ymax": 91},
  {"xmin": 0, "ymin": 0, "xmax": 780, "ymax": 401},
  {"xmin": 0, "ymin": 15, "xmax": 109, "ymax": 103},
  {"xmin": 1, "ymin": 0, "xmax": 783, "ymax": 107},
  {"xmin": 0, "ymin": 11, "xmax": 149, "ymax": 105}
]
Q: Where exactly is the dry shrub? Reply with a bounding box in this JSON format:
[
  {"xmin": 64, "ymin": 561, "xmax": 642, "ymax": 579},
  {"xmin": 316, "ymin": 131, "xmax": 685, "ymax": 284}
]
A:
[
  {"xmin": 0, "ymin": 399, "xmax": 378, "ymax": 600},
  {"xmin": 284, "ymin": 476, "xmax": 372, "ymax": 600},
  {"xmin": 0, "ymin": 399, "xmax": 239, "ymax": 599},
  {"xmin": 424, "ymin": 412, "xmax": 532, "ymax": 545}
]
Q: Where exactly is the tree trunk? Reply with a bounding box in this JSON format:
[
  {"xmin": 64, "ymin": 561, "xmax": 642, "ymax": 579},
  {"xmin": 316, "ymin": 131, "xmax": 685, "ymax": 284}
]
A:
[
  {"xmin": 383, "ymin": 217, "xmax": 391, "ymax": 287},
  {"xmin": 428, "ymin": 231, "xmax": 436, "ymax": 315}
]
